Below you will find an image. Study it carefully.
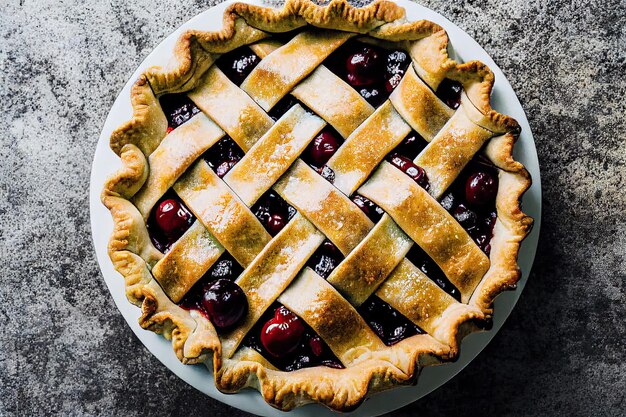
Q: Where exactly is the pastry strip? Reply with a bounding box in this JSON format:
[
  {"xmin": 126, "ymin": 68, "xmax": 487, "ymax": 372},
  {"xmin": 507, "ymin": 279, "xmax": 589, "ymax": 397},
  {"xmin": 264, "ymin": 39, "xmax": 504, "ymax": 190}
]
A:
[
  {"xmin": 173, "ymin": 160, "xmax": 271, "ymax": 266},
  {"xmin": 250, "ymin": 39, "xmax": 375, "ymax": 139},
  {"xmin": 273, "ymin": 160, "xmax": 374, "ymax": 256},
  {"xmin": 133, "ymin": 113, "xmax": 225, "ymax": 218},
  {"xmin": 358, "ymin": 162, "xmax": 490, "ymax": 302},
  {"xmin": 151, "ymin": 221, "xmax": 224, "ymax": 303},
  {"xmin": 241, "ymin": 30, "xmax": 354, "ymax": 111},
  {"xmin": 375, "ymin": 259, "xmax": 455, "ymax": 335},
  {"xmin": 221, "ymin": 213, "xmax": 325, "ymax": 358},
  {"xmin": 278, "ymin": 268, "xmax": 385, "ymax": 366},
  {"xmin": 414, "ymin": 108, "xmax": 492, "ymax": 198},
  {"xmin": 326, "ymin": 100, "xmax": 412, "ymax": 196},
  {"xmin": 327, "ymin": 214, "xmax": 412, "ymax": 306},
  {"xmin": 188, "ymin": 66, "xmax": 274, "ymax": 152},
  {"xmin": 224, "ymin": 104, "xmax": 326, "ymax": 206},
  {"xmin": 389, "ymin": 65, "xmax": 453, "ymax": 142}
]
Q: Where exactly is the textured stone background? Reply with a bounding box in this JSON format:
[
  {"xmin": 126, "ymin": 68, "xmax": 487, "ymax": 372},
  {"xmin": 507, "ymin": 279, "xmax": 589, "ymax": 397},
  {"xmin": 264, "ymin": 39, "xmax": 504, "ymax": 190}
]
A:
[{"xmin": 1, "ymin": 0, "xmax": 624, "ymax": 416}]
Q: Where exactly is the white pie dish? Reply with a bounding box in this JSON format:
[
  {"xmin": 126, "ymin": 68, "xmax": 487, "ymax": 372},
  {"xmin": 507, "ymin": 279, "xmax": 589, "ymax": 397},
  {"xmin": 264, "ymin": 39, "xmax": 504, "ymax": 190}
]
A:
[{"xmin": 89, "ymin": 1, "xmax": 542, "ymax": 415}]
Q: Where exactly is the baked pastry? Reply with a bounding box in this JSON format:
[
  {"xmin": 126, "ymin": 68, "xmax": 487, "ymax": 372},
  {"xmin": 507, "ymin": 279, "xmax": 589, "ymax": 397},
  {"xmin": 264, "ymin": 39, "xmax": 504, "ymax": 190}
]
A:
[{"xmin": 101, "ymin": 0, "xmax": 533, "ymax": 411}]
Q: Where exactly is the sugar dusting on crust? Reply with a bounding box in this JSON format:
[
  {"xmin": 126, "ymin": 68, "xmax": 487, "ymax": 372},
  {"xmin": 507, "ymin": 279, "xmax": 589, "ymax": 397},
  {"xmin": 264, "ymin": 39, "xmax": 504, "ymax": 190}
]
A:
[{"xmin": 281, "ymin": 171, "xmax": 331, "ymax": 214}]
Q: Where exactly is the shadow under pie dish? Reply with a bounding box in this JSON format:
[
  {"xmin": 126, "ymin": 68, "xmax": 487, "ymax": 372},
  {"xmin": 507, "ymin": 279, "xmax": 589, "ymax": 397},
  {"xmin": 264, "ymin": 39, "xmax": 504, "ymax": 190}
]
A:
[{"xmin": 101, "ymin": 0, "xmax": 533, "ymax": 411}]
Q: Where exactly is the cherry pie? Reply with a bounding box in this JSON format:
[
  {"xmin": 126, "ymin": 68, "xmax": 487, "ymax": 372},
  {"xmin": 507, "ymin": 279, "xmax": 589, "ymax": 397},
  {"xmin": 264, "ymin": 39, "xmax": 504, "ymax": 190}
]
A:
[{"xmin": 102, "ymin": 0, "xmax": 533, "ymax": 411}]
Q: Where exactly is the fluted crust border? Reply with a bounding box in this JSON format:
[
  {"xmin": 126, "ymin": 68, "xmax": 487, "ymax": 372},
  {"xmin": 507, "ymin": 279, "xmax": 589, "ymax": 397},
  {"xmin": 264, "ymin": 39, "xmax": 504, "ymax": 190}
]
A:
[{"xmin": 101, "ymin": 0, "xmax": 533, "ymax": 411}]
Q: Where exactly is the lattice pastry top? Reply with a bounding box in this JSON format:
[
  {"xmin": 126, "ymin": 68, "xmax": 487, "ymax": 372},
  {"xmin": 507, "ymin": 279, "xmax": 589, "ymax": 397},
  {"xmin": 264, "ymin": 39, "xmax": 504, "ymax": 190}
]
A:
[{"xmin": 102, "ymin": 0, "xmax": 533, "ymax": 411}]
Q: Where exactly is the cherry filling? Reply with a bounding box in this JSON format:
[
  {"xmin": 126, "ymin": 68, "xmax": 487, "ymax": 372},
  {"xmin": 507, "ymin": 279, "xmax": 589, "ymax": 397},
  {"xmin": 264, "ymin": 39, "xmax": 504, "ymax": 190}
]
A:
[
  {"xmin": 406, "ymin": 245, "xmax": 461, "ymax": 301},
  {"xmin": 387, "ymin": 154, "xmax": 430, "ymax": 191},
  {"xmin": 466, "ymin": 171, "xmax": 498, "ymax": 206},
  {"xmin": 325, "ymin": 41, "xmax": 411, "ymax": 107},
  {"xmin": 201, "ymin": 279, "xmax": 248, "ymax": 329},
  {"xmin": 385, "ymin": 50, "xmax": 410, "ymax": 92},
  {"xmin": 439, "ymin": 158, "xmax": 499, "ymax": 255},
  {"xmin": 147, "ymin": 192, "xmax": 195, "ymax": 253},
  {"xmin": 306, "ymin": 240, "xmax": 344, "ymax": 279},
  {"xmin": 261, "ymin": 306, "xmax": 305, "ymax": 358},
  {"xmin": 318, "ymin": 165, "xmax": 336, "ymax": 184},
  {"xmin": 179, "ymin": 252, "xmax": 247, "ymax": 330},
  {"xmin": 267, "ymin": 95, "xmax": 311, "ymax": 121},
  {"xmin": 301, "ymin": 128, "xmax": 343, "ymax": 170},
  {"xmin": 203, "ymin": 137, "xmax": 244, "ymax": 178},
  {"xmin": 358, "ymin": 295, "xmax": 424, "ymax": 346},
  {"xmin": 252, "ymin": 190, "xmax": 297, "ymax": 236},
  {"xmin": 392, "ymin": 131, "xmax": 428, "ymax": 160},
  {"xmin": 243, "ymin": 303, "xmax": 344, "ymax": 371},
  {"xmin": 345, "ymin": 45, "xmax": 382, "ymax": 87},
  {"xmin": 159, "ymin": 93, "xmax": 201, "ymax": 130},
  {"xmin": 216, "ymin": 46, "xmax": 261, "ymax": 86},
  {"xmin": 205, "ymin": 252, "xmax": 243, "ymax": 282},
  {"xmin": 436, "ymin": 78, "xmax": 463, "ymax": 109},
  {"xmin": 351, "ymin": 194, "xmax": 384, "ymax": 223}
]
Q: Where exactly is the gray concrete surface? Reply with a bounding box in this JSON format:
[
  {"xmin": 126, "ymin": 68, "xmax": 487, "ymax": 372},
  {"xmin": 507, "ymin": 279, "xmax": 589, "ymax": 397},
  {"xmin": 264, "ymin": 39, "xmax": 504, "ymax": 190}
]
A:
[{"xmin": 1, "ymin": 0, "xmax": 624, "ymax": 416}]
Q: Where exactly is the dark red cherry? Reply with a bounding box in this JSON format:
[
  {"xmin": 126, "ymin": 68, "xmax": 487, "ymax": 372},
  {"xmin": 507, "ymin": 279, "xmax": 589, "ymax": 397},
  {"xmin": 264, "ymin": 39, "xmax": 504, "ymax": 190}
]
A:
[
  {"xmin": 388, "ymin": 154, "xmax": 429, "ymax": 190},
  {"xmin": 385, "ymin": 73, "xmax": 403, "ymax": 93},
  {"xmin": 393, "ymin": 131, "xmax": 427, "ymax": 160},
  {"xmin": 453, "ymin": 203, "xmax": 477, "ymax": 229},
  {"xmin": 159, "ymin": 94, "xmax": 201, "ymax": 129},
  {"xmin": 267, "ymin": 213, "xmax": 286, "ymax": 236},
  {"xmin": 285, "ymin": 354, "xmax": 312, "ymax": 371},
  {"xmin": 215, "ymin": 160, "xmax": 238, "ymax": 178},
  {"xmin": 387, "ymin": 323, "xmax": 410, "ymax": 345},
  {"xmin": 385, "ymin": 51, "xmax": 410, "ymax": 93},
  {"xmin": 201, "ymin": 279, "xmax": 248, "ymax": 329},
  {"xmin": 253, "ymin": 203, "xmax": 271, "ymax": 225},
  {"xmin": 436, "ymin": 78, "xmax": 463, "ymax": 109},
  {"xmin": 346, "ymin": 46, "xmax": 382, "ymax": 86},
  {"xmin": 352, "ymin": 194, "xmax": 384, "ymax": 222},
  {"xmin": 309, "ymin": 335, "xmax": 324, "ymax": 357},
  {"xmin": 474, "ymin": 232, "xmax": 492, "ymax": 255},
  {"xmin": 268, "ymin": 95, "xmax": 302, "ymax": 121},
  {"xmin": 368, "ymin": 320, "xmax": 385, "ymax": 340},
  {"xmin": 358, "ymin": 296, "xmax": 422, "ymax": 345},
  {"xmin": 484, "ymin": 210, "xmax": 497, "ymax": 232},
  {"xmin": 155, "ymin": 199, "xmax": 192, "ymax": 238},
  {"xmin": 307, "ymin": 131, "xmax": 340, "ymax": 167},
  {"xmin": 321, "ymin": 359, "xmax": 344, "ymax": 369},
  {"xmin": 274, "ymin": 305, "xmax": 298, "ymax": 323},
  {"xmin": 204, "ymin": 138, "xmax": 244, "ymax": 174},
  {"xmin": 307, "ymin": 240, "xmax": 342, "ymax": 279},
  {"xmin": 465, "ymin": 171, "xmax": 498, "ymax": 206},
  {"xmin": 261, "ymin": 307, "xmax": 305, "ymax": 357},
  {"xmin": 252, "ymin": 190, "xmax": 296, "ymax": 233}
]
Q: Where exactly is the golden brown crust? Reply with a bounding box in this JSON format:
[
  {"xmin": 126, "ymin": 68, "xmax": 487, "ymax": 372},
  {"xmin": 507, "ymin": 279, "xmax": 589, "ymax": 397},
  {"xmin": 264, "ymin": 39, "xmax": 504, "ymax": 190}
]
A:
[
  {"xmin": 151, "ymin": 221, "xmax": 224, "ymax": 303},
  {"xmin": 327, "ymin": 99, "xmax": 412, "ymax": 195},
  {"xmin": 407, "ymin": 30, "xmax": 520, "ymax": 134},
  {"xmin": 359, "ymin": 162, "xmax": 490, "ymax": 303},
  {"xmin": 109, "ymin": 77, "xmax": 168, "ymax": 157},
  {"xmin": 101, "ymin": 0, "xmax": 533, "ymax": 411},
  {"xmin": 327, "ymin": 214, "xmax": 412, "ymax": 306},
  {"xmin": 471, "ymin": 133, "xmax": 533, "ymax": 313}
]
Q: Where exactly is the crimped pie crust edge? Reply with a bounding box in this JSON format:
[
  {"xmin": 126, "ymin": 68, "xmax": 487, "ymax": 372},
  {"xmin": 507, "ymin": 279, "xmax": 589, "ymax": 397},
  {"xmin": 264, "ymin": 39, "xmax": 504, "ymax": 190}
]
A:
[{"xmin": 100, "ymin": 0, "xmax": 533, "ymax": 411}]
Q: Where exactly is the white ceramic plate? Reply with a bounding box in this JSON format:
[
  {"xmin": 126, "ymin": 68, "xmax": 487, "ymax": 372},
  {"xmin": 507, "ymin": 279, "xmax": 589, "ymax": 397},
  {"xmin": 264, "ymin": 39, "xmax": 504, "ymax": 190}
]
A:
[{"xmin": 89, "ymin": 1, "xmax": 541, "ymax": 415}]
